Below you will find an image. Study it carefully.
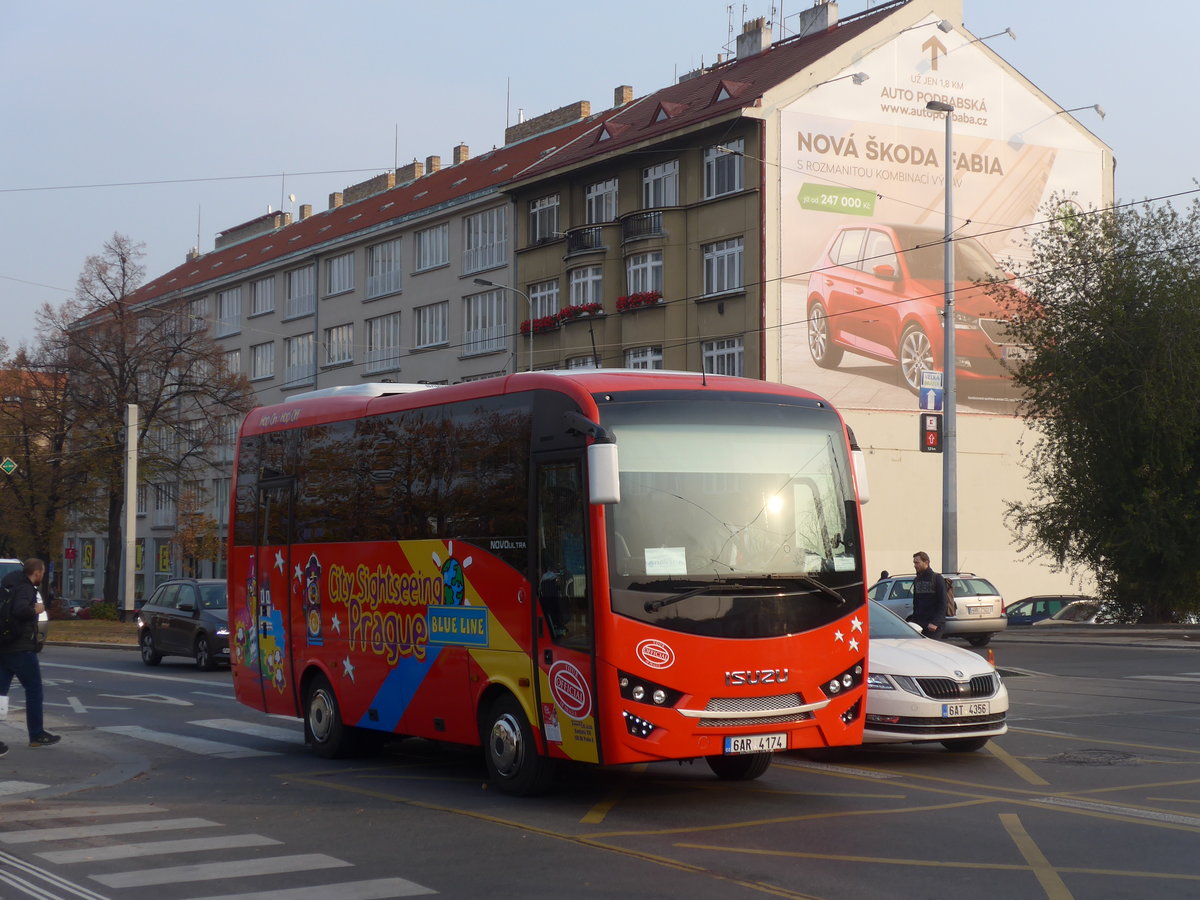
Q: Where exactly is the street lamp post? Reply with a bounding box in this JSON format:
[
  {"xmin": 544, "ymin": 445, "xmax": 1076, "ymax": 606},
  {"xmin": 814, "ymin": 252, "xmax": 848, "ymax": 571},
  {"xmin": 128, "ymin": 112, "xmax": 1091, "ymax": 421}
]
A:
[
  {"xmin": 926, "ymin": 99, "xmax": 957, "ymax": 573},
  {"xmin": 473, "ymin": 277, "xmax": 533, "ymax": 372}
]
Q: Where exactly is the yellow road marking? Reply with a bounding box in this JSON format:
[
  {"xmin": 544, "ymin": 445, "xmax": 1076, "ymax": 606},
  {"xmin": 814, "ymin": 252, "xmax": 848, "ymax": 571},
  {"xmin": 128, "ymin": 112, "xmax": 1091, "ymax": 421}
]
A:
[
  {"xmin": 988, "ymin": 741, "xmax": 1050, "ymax": 785},
  {"xmin": 1000, "ymin": 813, "xmax": 1073, "ymax": 899},
  {"xmin": 581, "ymin": 764, "xmax": 646, "ymax": 824}
]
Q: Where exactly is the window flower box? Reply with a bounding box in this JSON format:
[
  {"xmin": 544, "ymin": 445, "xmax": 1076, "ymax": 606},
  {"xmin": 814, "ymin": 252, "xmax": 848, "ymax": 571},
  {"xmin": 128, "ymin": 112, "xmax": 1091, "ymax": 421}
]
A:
[
  {"xmin": 557, "ymin": 302, "xmax": 604, "ymax": 324},
  {"xmin": 520, "ymin": 315, "xmax": 560, "ymax": 336},
  {"xmin": 520, "ymin": 302, "xmax": 604, "ymax": 335},
  {"xmin": 616, "ymin": 290, "xmax": 663, "ymax": 312}
]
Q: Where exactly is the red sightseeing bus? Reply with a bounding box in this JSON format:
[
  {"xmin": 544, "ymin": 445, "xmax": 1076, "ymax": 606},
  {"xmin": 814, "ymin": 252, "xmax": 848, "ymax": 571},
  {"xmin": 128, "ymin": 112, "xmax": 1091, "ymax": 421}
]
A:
[{"xmin": 228, "ymin": 370, "xmax": 870, "ymax": 793}]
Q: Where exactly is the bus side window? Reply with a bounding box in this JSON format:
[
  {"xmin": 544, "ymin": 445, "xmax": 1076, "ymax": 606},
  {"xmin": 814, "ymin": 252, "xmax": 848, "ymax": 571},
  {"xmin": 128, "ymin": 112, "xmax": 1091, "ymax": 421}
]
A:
[{"xmin": 537, "ymin": 462, "xmax": 591, "ymax": 648}]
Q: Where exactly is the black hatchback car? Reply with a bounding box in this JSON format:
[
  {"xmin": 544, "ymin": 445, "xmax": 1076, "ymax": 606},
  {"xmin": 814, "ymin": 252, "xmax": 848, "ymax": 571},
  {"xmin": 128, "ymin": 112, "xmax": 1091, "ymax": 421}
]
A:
[{"xmin": 137, "ymin": 578, "xmax": 230, "ymax": 670}]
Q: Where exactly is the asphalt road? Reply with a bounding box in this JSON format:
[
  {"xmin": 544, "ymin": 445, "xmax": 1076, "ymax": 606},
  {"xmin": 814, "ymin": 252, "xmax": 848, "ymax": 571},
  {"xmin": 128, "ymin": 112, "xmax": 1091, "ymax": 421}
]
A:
[{"xmin": 1, "ymin": 631, "xmax": 1198, "ymax": 900}]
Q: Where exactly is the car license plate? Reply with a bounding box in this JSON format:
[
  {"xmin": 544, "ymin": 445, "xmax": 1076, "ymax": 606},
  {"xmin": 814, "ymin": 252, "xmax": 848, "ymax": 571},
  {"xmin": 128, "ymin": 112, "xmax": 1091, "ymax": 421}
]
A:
[
  {"xmin": 967, "ymin": 605, "xmax": 988, "ymax": 616},
  {"xmin": 943, "ymin": 701, "xmax": 990, "ymax": 717},
  {"xmin": 724, "ymin": 733, "xmax": 787, "ymax": 754}
]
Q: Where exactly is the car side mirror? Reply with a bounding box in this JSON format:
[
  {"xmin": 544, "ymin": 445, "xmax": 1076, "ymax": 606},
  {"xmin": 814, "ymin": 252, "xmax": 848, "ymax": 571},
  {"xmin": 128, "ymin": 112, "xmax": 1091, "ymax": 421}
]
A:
[
  {"xmin": 178, "ymin": 601, "xmax": 196, "ymax": 613},
  {"xmin": 871, "ymin": 263, "xmax": 898, "ymax": 280},
  {"xmin": 908, "ymin": 620, "xmax": 923, "ymax": 634}
]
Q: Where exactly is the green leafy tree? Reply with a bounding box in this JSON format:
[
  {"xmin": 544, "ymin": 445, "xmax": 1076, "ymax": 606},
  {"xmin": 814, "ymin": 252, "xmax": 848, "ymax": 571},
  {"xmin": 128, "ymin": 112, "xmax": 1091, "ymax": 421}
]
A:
[{"xmin": 1004, "ymin": 198, "xmax": 1200, "ymax": 623}]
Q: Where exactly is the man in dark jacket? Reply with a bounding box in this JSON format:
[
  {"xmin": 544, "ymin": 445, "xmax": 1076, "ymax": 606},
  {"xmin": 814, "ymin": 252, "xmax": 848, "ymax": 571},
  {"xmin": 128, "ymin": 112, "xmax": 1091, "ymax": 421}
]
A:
[
  {"xmin": 909, "ymin": 550, "xmax": 948, "ymax": 638},
  {"xmin": 0, "ymin": 558, "xmax": 60, "ymax": 751}
]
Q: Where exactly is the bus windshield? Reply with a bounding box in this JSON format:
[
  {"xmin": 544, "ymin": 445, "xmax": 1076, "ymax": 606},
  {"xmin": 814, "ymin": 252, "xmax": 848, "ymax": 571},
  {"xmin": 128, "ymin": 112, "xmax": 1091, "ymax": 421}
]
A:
[{"xmin": 599, "ymin": 394, "xmax": 863, "ymax": 638}]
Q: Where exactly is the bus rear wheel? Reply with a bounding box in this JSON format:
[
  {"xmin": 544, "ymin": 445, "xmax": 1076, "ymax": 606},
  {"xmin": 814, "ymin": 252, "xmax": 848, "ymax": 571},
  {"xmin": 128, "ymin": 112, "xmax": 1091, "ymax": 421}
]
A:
[
  {"xmin": 482, "ymin": 694, "xmax": 554, "ymax": 796},
  {"xmin": 305, "ymin": 674, "xmax": 353, "ymax": 759},
  {"xmin": 705, "ymin": 751, "xmax": 773, "ymax": 781}
]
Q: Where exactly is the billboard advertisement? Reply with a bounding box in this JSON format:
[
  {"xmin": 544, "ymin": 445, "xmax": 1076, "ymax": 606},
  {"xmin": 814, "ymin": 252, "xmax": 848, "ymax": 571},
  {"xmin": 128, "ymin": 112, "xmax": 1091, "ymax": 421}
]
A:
[{"xmin": 778, "ymin": 18, "xmax": 1109, "ymax": 414}]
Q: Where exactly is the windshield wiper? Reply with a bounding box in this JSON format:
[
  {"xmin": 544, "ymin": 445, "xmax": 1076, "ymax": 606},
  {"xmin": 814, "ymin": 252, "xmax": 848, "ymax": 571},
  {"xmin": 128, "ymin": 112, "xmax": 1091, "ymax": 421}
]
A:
[
  {"xmin": 644, "ymin": 584, "xmax": 722, "ymax": 613},
  {"xmin": 640, "ymin": 574, "xmax": 846, "ymax": 613}
]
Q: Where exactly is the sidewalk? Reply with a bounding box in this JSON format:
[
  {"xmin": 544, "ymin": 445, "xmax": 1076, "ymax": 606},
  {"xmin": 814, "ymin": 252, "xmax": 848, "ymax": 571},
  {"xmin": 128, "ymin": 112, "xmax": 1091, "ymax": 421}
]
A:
[{"xmin": 994, "ymin": 625, "xmax": 1200, "ymax": 649}]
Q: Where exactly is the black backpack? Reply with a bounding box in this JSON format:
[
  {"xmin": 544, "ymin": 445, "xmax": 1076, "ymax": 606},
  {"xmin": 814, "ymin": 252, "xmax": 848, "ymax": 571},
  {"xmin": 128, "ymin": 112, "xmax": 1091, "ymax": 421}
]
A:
[{"xmin": 0, "ymin": 583, "xmax": 19, "ymax": 648}]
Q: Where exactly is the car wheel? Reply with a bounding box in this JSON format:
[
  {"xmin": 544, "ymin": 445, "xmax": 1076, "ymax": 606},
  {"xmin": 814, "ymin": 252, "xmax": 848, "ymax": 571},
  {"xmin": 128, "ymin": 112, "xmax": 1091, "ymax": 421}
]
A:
[
  {"xmin": 705, "ymin": 752, "xmax": 773, "ymax": 781},
  {"xmin": 194, "ymin": 633, "xmax": 218, "ymax": 671},
  {"xmin": 942, "ymin": 737, "xmax": 990, "ymax": 752},
  {"xmin": 304, "ymin": 674, "xmax": 354, "ymax": 759},
  {"xmin": 139, "ymin": 631, "xmax": 162, "ymax": 666},
  {"xmin": 807, "ymin": 300, "xmax": 844, "ymax": 368},
  {"xmin": 898, "ymin": 324, "xmax": 934, "ymax": 391},
  {"xmin": 481, "ymin": 693, "xmax": 554, "ymax": 796},
  {"xmin": 967, "ymin": 634, "xmax": 992, "ymax": 647}
]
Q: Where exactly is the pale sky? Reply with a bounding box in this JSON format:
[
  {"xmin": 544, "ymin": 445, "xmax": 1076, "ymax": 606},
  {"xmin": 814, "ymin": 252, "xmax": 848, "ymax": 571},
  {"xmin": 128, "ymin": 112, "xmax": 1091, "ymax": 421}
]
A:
[{"xmin": 2, "ymin": 1, "xmax": 1194, "ymax": 350}]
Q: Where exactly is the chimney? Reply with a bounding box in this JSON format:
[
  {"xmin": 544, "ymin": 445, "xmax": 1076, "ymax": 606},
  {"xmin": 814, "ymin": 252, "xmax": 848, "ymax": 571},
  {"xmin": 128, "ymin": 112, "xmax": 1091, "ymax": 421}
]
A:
[
  {"xmin": 504, "ymin": 100, "xmax": 591, "ymax": 144},
  {"xmin": 186, "ymin": 247, "xmax": 200, "ymax": 262},
  {"xmin": 426, "ymin": 155, "xmax": 442, "ymax": 174},
  {"xmin": 614, "ymin": 85, "xmax": 633, "ymax": 107},
  {"xmin": 794, "ymin": 1, "xmax": 838, "ymax": 39},
  {"xmin": 736, "ymin": 16, "xmax": 773, "ymax": 58},
  {"xmin": 452, "ymin": 143, "xmax": 469, "ymax": 165},
  {"xmin": 329, "ymin": 191, "xmax": 344, "ymax": 209},
  {"xmin": 299, "ymin": 204, "xmax": 312, "ymax": 221},
  {"xmin": 395, "ymin": 160, "xmax": 424, "ymax": 183}
]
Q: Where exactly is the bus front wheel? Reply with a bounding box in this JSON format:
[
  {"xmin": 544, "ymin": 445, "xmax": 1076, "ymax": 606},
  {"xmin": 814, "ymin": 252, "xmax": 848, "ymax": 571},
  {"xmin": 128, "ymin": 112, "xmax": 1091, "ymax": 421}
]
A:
[
  {"xmin": 305, "ymin": 674, "xmax": 352, "ymax": 759},
  {"xmin": 705, "ymin": 752, "xmax": 773, "ymax": 781},
  {"xmin": 482, "ymin": 694, "xmax": 554, "ymax": 796}
]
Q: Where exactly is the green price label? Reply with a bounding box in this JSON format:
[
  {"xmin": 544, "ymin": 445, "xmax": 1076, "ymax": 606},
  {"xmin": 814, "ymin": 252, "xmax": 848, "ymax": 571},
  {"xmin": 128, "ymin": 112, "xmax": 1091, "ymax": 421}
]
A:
[{"xmin": 798, "ymin": 184, "xmax": 876, "ymax": 216}]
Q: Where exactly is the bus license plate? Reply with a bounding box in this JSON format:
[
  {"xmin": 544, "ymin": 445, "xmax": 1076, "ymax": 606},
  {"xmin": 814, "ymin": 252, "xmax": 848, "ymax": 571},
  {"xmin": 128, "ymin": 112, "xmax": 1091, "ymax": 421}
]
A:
[
  {"xmin": 943, "ymin": 701, "xmax": 990, "ymax": 717},
  {"xmin": 724, "ymin": 733, "xmax": 787, "ymax": 754}
]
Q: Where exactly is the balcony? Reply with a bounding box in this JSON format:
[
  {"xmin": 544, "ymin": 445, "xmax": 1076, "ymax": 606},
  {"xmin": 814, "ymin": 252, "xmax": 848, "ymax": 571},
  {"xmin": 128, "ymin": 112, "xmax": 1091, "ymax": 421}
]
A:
[
  {"xmin": 622, "ymin": 211, "xmax": 664, "ymax": 242},
  {"xmin": 565, "ymin": 225, "xmax": 606, "ymax": 255}
]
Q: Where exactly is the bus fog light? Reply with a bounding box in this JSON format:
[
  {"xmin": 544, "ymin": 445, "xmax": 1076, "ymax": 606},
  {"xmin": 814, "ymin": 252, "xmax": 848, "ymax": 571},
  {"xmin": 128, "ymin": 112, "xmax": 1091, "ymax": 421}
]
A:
[
  {"xmin": 652, "ymin": 689, "xmax": 666, "ymax": 705},
  {"xmin": 632, "ymin": 685, "xmax": 645, "ymax": 701}
]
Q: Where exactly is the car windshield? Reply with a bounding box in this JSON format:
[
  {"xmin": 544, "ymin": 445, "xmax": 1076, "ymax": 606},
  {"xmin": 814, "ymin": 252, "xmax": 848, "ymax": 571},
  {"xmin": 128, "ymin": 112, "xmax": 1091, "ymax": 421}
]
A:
[
  {"xmin": 868, "ymin": 600, "xmax": 921, "ymax": 638},
  {"xmin": 892, "ymin": 228, "xmax": 1007, "ymax": 283},
  {"xmin": 600, "ymin": 393, "xmax": 864, "ymax": 638},
  {"xmin": 1055, "ymin": 601, "xmax": 1098, "ymax": 622},
  {"xmin": 199, "ymin": 584, "xmax": 227, "ymax": 610}
]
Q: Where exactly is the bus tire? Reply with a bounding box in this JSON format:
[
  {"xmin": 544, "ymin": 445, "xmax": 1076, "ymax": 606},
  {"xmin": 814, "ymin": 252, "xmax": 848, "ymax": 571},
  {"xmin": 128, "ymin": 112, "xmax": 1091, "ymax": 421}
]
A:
[
  {"xmin": 482, "ymin": 693, "xmax": 554, "ymax": 796},
  {"xmin": 705, "ymin": 752, "xmax": 773, "ymax": 781},
  {"xmin": 304, "ymin": 674, "xmax": 353, "ymax": 759}
]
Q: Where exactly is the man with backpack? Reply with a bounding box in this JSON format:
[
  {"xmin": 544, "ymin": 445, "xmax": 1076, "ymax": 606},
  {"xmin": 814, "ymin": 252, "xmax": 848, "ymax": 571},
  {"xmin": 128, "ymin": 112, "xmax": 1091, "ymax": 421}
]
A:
[
  {"xmin": 0, "ymin": 558, "xmax": 61, "ymax": 753},
  {"xmin": 909, "ymin": 550, "xmax": 949, "ymax": 638}
]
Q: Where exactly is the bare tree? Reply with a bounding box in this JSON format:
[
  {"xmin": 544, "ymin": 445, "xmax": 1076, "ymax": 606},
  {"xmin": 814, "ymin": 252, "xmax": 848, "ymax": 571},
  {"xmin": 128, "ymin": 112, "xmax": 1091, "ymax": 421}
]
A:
[{"xmin": 40, "ymin": 233, "xmax": 253, "ymax": 604}]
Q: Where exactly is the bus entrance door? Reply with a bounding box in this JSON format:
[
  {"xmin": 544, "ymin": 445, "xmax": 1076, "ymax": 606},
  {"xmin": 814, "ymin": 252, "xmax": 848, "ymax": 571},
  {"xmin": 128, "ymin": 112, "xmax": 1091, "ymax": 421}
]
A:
[
  {"xmin": 534, "ymin": 460, "xmax": 599, "ymax": 764},
  {"xmin": 251, "ymin": 477, "xmax": 299, "ymax": 716}
]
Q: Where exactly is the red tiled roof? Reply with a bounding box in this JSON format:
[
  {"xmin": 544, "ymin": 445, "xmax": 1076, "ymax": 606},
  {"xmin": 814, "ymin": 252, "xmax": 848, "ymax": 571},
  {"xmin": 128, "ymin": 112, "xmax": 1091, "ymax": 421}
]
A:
[{"xmin": 512, "ymin": 2, "xmax": 905, "ymax": 181}]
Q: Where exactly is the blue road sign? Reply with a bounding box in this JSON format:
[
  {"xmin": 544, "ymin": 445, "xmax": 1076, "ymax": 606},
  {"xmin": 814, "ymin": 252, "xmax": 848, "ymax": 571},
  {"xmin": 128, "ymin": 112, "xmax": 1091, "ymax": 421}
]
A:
[{"xmin": 920, "ymin": 387, "xmax": 944, "ymax": 411}]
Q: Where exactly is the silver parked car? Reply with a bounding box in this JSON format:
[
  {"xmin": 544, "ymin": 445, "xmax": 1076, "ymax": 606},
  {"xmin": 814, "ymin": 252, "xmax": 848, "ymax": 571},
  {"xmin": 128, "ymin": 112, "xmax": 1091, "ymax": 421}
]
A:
[{"xmin": 868, "ymin": 572, "xmax": 1007, "ymax": 647}]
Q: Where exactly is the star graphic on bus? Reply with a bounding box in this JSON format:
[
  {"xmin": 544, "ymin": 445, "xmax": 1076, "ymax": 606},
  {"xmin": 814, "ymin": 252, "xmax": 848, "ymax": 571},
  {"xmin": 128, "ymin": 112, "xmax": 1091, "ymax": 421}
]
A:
[
  {"xmin": 330, "ymin": 612, "xmax": 342, "ymax": 634},
  {"xmin": 294, "ymin": 563, "xmax": 303, "ymax": 582},
  {"xmin": 850, "ymin": 616, "xmax": 863, "ymax": 632},
  {"xmin": 848, "ymin": 638, "xmax": 860, "ymax": 652},
  {"xmin": 274, "ymin": 550, "xmax": 285, "ymax": 572},
  {"xmin": 342, "ymin": 657, "xmax": 356, "ymax": 681},
  {"xmin": 833, "ymin": 629, "xmax": 845, "ymax": 643}
]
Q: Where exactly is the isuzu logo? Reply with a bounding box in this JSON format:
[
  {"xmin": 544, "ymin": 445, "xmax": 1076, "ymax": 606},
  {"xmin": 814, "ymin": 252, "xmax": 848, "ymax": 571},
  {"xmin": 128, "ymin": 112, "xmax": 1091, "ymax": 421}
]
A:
[
  {"xmin": 636, "ymin": 639, "xmax": 675, "ymax": 669},
  {"xmin": 724, "ymin": 668, "xmax": 790, "ymax": 686}
]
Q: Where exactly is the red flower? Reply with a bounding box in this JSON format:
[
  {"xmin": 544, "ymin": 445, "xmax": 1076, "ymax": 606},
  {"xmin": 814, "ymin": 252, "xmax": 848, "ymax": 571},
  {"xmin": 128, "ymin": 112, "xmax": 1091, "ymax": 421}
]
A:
[{"xmin": 616, "ymin": 290, "xmax": 662, "ymax": 312}]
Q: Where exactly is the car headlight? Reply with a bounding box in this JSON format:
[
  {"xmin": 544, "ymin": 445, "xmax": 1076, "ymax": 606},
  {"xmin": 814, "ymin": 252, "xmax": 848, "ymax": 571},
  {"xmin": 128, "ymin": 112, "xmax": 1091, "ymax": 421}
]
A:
[
  {"xmin": 136, "ymin": 616, "xmax": 146, "ymax": 629},
  {"xmin": 952, "ymin": 310, "xmax": 981, "ymax": 330},
  {"xmin": 216, "ymin": 626, "xmax": 230, "ymax": 637},
  {"xmin": 866, "ymin": 673, "xmax": 894, "ymax": 690}
]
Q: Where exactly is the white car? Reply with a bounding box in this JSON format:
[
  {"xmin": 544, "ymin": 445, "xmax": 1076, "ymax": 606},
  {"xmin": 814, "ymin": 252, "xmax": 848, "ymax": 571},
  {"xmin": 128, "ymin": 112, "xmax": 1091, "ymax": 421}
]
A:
[{"xmin": 864, "ymin": 600, "xmax": 1008, "ymax": 751}]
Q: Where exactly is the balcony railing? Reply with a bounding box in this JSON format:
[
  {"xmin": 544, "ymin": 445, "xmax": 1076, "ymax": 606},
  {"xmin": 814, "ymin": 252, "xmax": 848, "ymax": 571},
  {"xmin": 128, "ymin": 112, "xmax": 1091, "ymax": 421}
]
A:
[
  {"xmin": 566, "ymin": 226, "xmax": 605, "ymax": 254},
  {"xmin": 622, "ymin": 211, "xmax": 664, "ymax": 241}
]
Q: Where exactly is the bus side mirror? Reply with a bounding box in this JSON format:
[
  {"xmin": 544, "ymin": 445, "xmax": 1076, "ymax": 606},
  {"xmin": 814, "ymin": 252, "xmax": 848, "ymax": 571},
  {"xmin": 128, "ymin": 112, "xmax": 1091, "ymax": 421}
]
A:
[
  {"xmin": 853, "ymin": 447, "xmax": 870, "ymax": 504},
  {"xmin": 588, "ymin": 442, "xmax": 621, "ymax": 505}
]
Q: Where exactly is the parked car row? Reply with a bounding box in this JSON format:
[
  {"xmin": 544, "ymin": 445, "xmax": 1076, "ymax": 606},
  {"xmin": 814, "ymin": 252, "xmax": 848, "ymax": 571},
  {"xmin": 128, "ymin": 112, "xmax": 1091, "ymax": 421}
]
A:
[{"xmin": 868, "ymin": 571, "xmax": 1008, "ymax": 646}]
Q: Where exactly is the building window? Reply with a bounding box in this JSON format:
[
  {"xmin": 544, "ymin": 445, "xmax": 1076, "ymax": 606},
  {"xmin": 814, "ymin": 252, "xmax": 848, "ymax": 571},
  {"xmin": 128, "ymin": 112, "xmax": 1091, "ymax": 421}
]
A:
[
  {"xmin": 642, "ymin": 160, "xmax": 678, "ymax": 208},
  {"xmin": 250, "ymin": 276, "xmax": 275, "ymax": 315},
  {"xmin": 212, "ymin": 476, "xmax": 231, "ymax": 525},
  {"xmin": 367, "ymin": 238, "xmax": 402, "ymax": 298},
  {"xmin": 703, "ymin": 237, "xmax": 744, "ymax": 295},
  {"xmin": 569, "ymin": 266, "xmax": 603, "ymax": 306},
  {"xmin": 625, "ymin": 346, "xmax": 664, "ymax": 369},
  {"xmin": 215, "ymin": 287, "xmax": 241, "ymax": 337},
  {"xmin": 415, "ymin": 224, "xmax": 449, "ymax": 271},
  {"xmin": 463, "ymin": 290, "xmax": 506, "ymax": 355},
  {"xmin": 250, "ymin": 342, "xmax": 274, "ymax": 381},
  {"xmin": 626, "ymin": 251, "xmax": 663, "ymax": 294},
  {"xmin": 414, "ymin": 302, "xmax": 448, "ymax": 349},
  {"xmin": 223, "ymin": 348, "xmax": 241, "ymax": 376},
  {"xmin": 326, "ymin": 252, "xmax": 354, "ymax": 296},
  {"xmin": 529, "ymin": 194, "xmax": 560, "ymax": 244},
  {"xmin": 585, "ymin": 178, "xmax": 618, "ymax": 224},
  {"xmin": 324, "ymin": 323, "xmax": 353, "ymax": 366},
  {"xmin": 217, "ymin": 414, "xmax": 237, "ymax": 462},
  {"xmin": 189, "ymin": 297, "xmax": 209, "ymax": 332},
  {"xmin": 137, "ymin": 484, "xmax": 147, "ymax": 516},
  {"xmin": 528, "ymin": 279, "xmax": 560, "ymax": 319},
  {"xmin": 285, "ymin": 265, "xmax": 315, "ymax": 318},
  {"xmin": 366, "ymin": 312, "xmax": 402, "ymax": 373},
  {"xmin": 704, "ymin": 139, "xmax": 744, "ymax": 198},
  {"xmin": 702, "ymin": 336, "xmax": 744, "ymax": 377},
  {"xmin": 566, "ymin": 355, "xmax": 599, "ymax": 369},
  {"xmin": 153, "ymin": 483, "xmax": 176, "ymax": 528},
  {"xmin": 463, "ymin": 207, "xmax": 508, "ymax": 273},
  {"xmin": 284, "ymin": 333, "xmax": 314, "ymax": 387}
]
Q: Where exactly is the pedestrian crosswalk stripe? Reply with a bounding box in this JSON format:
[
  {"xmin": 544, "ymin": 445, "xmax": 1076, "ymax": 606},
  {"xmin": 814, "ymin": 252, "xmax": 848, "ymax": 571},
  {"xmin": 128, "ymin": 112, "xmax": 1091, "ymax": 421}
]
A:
[
  {"xmin": 190, "ymin": 718, "xmax": 302, "ymax": 743},
  {"xmin": 92, "ymin": 853, "xmax": 352, "ymax": 889},
  {"xmin": 39, "ymin": 833, "xmax": 283, "ymax": 863},
  {"xmin": 0, "ymin": 804, "xmax": 165, "ymax": 822},
  {"xmin": 0, "ymin": 818, "xmax": 217, "ymax": 844},
  {"xmin": 98, "ymin": 725, "xmax": 279, "ymax": 758},
  {"xmin": 0, "ymin": 781, "xmax": 49, "ymax": 796},
  {"xmin": 188, "ymin": 876, "xmax": 438, "ymax": 899}
]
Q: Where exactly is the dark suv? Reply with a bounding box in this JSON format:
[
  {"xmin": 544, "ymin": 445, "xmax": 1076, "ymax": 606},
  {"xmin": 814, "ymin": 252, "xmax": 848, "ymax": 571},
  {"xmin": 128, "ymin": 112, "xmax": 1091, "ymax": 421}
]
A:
[
  {"xmin": 806, "ymin": 224, "xmax": 1030, "ymax": 391},
  {"xmin": 868, "ymin": 571, "xmax": 1007, "ymax": 647},
  {"xmin": 137, "ymin": 578, "xmax": 229, "ymax": 670}
]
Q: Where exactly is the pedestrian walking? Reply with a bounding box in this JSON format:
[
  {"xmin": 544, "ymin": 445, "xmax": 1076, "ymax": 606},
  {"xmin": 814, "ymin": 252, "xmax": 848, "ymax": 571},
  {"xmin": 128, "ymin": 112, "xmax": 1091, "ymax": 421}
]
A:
[{"xmin": 0, "ymin": 558, "xmax": 61, "ymax": 749}]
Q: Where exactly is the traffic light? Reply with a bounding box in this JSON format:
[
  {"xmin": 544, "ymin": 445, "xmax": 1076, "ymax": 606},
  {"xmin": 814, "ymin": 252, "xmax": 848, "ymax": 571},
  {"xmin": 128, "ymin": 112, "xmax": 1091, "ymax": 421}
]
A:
[{"xmin": 920, "ymin": 413, "xmax": 943, "ymax": 453}]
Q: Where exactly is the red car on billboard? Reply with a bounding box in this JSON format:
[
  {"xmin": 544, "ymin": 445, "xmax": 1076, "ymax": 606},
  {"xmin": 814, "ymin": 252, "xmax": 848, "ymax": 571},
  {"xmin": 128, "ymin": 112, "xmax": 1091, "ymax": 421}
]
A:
[{"xmin": 806, "ymin": 224, "xmax": 1029, "ymax": 391}]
